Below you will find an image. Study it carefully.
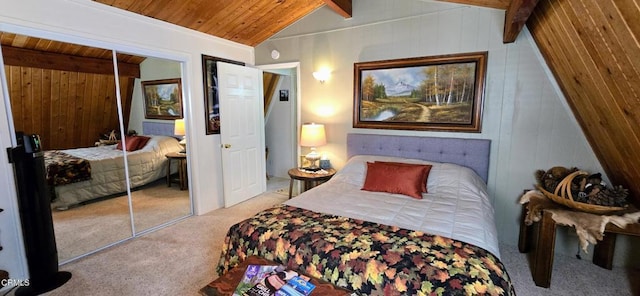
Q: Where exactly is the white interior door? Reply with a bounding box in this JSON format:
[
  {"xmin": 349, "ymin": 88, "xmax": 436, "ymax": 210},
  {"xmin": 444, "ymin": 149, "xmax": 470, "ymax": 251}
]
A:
[{"xmin": 218, "ymin": 62, "xmax": 266, "ymax": 207}]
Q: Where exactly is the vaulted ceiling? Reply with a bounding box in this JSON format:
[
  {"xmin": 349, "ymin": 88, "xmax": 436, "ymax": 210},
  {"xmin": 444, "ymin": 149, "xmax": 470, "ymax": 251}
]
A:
[
  {"xmin": 92, "ymin": 0, "xmax": 333, "ymax": 47},
  {"xmin": 91, "ymin": 0, "xmax": 535, "ymax": 46}
]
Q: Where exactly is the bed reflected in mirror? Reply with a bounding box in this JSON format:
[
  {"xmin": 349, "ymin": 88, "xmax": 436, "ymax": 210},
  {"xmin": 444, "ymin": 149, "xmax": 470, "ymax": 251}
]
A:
[{"xmin": 116, "ymin": 54, "xmax": 192, "ymax": 234}]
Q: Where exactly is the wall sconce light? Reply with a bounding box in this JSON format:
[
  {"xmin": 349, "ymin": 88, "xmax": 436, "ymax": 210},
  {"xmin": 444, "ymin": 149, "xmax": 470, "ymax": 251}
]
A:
[{"xmin": 312, "ymin": 70, "xmax": 331, "ymax": 83}]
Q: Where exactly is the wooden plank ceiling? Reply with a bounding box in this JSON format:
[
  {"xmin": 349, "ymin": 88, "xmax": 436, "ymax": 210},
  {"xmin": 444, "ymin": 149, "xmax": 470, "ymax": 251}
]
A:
[
  {"xmin": 0, "ymin": 32, "xmax": 145, "ymax": 64},
  {"xmin": 92, "ymin": 0, "xmax": 330, "ymax": 47},
  {"xmin": 528, "ymin": 0, "xmax": 640, "ymax": 207},
  {"xmin": 90, "ymin": 0, "xmax": 532, "ymax": 45}
]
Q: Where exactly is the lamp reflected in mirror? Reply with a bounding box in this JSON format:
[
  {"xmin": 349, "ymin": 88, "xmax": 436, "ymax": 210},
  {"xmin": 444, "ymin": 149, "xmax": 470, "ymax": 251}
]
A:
[{"xmin": 174, "ymin": 119, "xmax": 186, "ymax": 153}]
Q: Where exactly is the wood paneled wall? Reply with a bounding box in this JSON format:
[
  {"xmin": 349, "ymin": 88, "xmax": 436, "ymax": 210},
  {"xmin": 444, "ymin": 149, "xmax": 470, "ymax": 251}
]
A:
[
  {"xmin": 5, "ymin": 65, "xmax": 134, "ymax": 150},
  {"xmin": 528, "ymin": 0, "xmax": 640, "ymax": 206}
]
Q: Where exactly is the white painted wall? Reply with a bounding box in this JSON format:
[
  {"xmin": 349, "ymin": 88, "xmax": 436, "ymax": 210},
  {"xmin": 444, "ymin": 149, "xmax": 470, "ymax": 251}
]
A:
[
  {"xmin": 256, "ymin": 0, "xmax": 637, "ymax": 266},
  {"xmin": 0, "ymin": 0, "xmax": 254, "ymax": 283}
]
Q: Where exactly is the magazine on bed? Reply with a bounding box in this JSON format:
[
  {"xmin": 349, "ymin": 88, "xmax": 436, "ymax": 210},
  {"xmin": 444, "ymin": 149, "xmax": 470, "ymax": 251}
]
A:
[{"xmin": 233, "ymin": 264, "xmax": 315, "ymax": 296}]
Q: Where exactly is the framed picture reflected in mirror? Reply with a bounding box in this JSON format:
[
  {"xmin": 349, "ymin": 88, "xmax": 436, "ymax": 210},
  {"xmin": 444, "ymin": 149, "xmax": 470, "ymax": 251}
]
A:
[{"xmin": 141, "ymin": 78, "xmax": 183, "ymax": 120}]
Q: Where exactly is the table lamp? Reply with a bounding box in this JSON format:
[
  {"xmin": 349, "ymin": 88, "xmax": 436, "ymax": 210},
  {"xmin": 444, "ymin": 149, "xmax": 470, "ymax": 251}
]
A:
[
  {"xmin": 174, "ymin": 119, "xmax": 186, "ymax": 153},
  {"xmin": 300, "ymin": 123, "xmax": 326, "ymax": 171}
]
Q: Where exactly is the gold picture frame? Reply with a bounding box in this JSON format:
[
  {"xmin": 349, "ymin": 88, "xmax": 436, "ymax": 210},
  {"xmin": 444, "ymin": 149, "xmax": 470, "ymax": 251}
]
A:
[
  {"xmin": 353, "ymin": 52, "xmax": 487, "ymax": 133},
  {"xmin": 141, "ymin": 78, "xmax": 183, "ymax": 120}
]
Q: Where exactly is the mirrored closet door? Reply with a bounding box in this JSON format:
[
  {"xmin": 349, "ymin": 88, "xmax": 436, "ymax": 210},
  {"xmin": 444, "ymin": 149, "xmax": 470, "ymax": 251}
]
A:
[
  {"xmin": 0, "ymin": 32, "xmax": 134, "ymax": 262},
  {"xmin": 0, "ymin": 32, "xmax": 192, "ymax": 263},
  {"xmin": 116, "ymin": 53, "xmax": 192, "ymax": 234}
]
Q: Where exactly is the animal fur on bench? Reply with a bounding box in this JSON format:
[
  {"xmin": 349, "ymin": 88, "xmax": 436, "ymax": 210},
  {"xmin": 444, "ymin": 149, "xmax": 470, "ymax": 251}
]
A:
[{"xmin": 520, "ymin": 190, "xmax": 640, "ymax": 252}]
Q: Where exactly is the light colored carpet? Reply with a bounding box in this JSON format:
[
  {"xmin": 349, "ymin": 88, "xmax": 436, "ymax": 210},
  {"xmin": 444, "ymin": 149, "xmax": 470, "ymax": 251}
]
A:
[
  {"xmin": 52, "ymin": 179, "xmax": 190, "ymax": 262},
  {"xmin": 268, "ymin": 177, "xmax": 295, "ymax": 197},
  {"xmin": 274, "ymin": 187, "xmax": 294, "ymax": 197},
  {"xmin": 499, "ymin": 242, "xmax": 639, "ymax": 296},
  {"xmin": 40, "ymin": 191, "xmax": 287, "ymax": 296},
  {"xmin": 20, "ymin": 189, "xmax": 636, "ymax": 296}
]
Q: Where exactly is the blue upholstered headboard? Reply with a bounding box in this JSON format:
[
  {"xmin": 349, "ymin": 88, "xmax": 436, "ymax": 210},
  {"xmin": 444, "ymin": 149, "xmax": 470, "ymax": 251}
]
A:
[
  {"xmin": 142, "ymin": 121, "xmax": 175, "ymax": 137},
  {"xmin": 347, "ymin": 133, "xmax": 491, "ymax": 183}
]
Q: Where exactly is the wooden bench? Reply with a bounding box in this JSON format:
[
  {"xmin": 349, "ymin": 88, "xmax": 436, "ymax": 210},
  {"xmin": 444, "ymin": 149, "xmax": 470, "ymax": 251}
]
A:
[{"xmin": 518, "ymin": 204, "xmax": 640, "ymax": 287}]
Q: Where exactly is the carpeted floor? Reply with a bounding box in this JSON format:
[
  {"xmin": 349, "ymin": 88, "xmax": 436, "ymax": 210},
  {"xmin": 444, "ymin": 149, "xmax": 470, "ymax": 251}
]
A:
[
  {"xmin": 12, "ymin": 184, "xmax": 634, "ymax": 296},
  {"xmin": 52, "ymin": 179, "xmax": 191, "ymax": 262},
  {"xmin": 39, "ymin": 190, "xmax": 287, "ymax": 296},
  {"xmin": 500, "ymin": 242, "xmax": 640, "ymax": 296}
]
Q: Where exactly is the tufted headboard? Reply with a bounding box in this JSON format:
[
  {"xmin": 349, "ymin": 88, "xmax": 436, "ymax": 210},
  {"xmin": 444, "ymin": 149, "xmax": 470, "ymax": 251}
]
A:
[
  {"xmin": 347, "ymin": 133, "xmax": 491, "ymax": 183},
  {"xmin": 142, "ymin": 121, "xmax": 176, "ymax": 137}
]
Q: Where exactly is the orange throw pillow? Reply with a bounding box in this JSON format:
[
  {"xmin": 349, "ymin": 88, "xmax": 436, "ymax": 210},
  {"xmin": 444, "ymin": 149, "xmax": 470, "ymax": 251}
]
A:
[
  {"xmin": 135, "ymin": 136, "xmax": 151, "ymax": 150},
  {"xmin": 362, "ymin": 162, "xmax": 429, "ymax": 199},
  {"xmin": 116, "ymin": 136, "xmax": 142, "ymax": 152},
  {"xmin": 375, "ymin": 161, "xmax": 432, "ymax": 193}
]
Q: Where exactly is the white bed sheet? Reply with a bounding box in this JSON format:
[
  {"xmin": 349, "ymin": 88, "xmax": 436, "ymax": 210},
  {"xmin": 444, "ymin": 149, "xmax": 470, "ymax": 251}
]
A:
[
  {"xmin": 285, "ymin": 155, "xmax": 501, "ymax": 258},
  {"xmin": 51, "ymin": 135, "xmax": 182, "ymax": 209}
]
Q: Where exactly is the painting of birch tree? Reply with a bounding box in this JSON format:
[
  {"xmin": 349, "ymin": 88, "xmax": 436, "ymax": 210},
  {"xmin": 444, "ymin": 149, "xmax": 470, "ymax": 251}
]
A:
[{"xmin": 353, "ymin": 52, "xmax": 487, "ymax": 132}]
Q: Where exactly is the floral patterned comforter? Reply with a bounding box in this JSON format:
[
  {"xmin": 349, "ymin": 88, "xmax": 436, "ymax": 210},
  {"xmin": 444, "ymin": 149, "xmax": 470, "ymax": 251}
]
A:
[
  {"xmin": 44, "ymin": 150, "xmax": 91, "ymax": 186},
  {"xmin": 217, "ymin": 205, "xmax": 515, "ymax": 296}
]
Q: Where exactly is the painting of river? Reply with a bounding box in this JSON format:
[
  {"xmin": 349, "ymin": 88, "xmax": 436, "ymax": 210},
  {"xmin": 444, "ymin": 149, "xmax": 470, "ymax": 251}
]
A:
[{"xmin": 353, "ymin": 52, "xmax": 487, "ymax": 132}]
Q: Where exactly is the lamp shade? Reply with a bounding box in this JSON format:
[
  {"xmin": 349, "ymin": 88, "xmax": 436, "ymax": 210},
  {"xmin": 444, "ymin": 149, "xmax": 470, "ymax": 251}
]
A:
[
  {"xmin": 174, "ymin": 119, "xmax": 186, "ymax": 136},
  {"xmin": 300, "ymin": 123, "xmax": 326, "ymax": 147}
]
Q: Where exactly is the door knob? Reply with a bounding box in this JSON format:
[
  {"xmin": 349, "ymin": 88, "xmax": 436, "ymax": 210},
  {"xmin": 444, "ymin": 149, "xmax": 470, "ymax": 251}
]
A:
[{"xmin": 223, "ymin": 144, "xmax": 231, "ymax": 148}]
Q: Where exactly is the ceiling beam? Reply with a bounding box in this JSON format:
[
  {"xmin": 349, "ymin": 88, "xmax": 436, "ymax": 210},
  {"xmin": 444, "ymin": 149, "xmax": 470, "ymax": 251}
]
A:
[
  {"xmin": 323, "ymin": 0, "xmax": 352, "ymax": 18},
  {"xmin": 503, "ymin": 0, "xmax": 540, "ymax": 43},
  {"xmin": 2, "ymin": 46, "xmax": 141, "ymax": 78}
]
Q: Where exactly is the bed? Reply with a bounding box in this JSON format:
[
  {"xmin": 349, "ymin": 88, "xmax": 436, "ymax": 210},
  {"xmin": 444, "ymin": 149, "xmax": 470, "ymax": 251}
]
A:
[
  {"xmin": 216, "ymin": 134, "xmax": 514, "ymax": 295},
  {"xmin": 48, "ymin": 122, "xmax": 183, "ymax": 210}
]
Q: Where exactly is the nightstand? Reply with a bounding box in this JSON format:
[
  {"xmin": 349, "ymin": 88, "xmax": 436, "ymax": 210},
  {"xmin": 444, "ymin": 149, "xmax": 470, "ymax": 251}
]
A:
[
  {"xmin": 287, "ymin": 168, "xmax": 336, "ymax": 199},
  {"xmin": 166, "ymin": 152, "xmax": 187, "ymax": 190}
]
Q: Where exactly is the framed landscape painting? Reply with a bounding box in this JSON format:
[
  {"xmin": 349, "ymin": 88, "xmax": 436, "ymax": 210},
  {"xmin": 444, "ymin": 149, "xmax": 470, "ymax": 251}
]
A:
[
  {"xmin": 353, "ymin": 52, "xmax": 487, "ymax": 132},
  {"xmin": 142, "ymin": 78, "xmax": 183, "ymax": 120}
]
